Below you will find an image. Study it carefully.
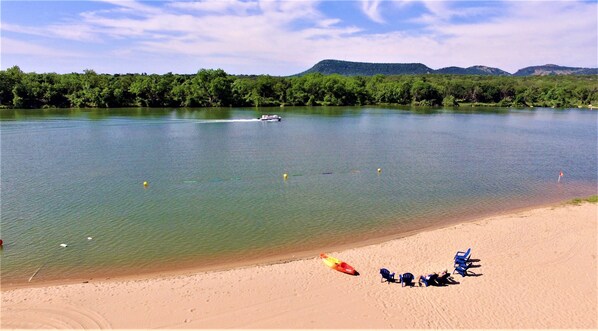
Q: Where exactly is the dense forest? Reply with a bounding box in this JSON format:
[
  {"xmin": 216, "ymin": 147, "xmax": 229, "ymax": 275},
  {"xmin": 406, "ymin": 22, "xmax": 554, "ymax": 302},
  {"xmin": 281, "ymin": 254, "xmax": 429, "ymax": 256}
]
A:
[{"xmin": 0, "ymin": 65, "xmax": 596, "ymax": 109}]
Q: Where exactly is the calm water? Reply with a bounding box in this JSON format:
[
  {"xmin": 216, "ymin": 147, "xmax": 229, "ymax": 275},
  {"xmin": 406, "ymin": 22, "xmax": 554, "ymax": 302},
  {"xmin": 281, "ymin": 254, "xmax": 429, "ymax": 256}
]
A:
[{"xmin": 1, "ymin": 107, "xmax": 596, "ymax": 285}]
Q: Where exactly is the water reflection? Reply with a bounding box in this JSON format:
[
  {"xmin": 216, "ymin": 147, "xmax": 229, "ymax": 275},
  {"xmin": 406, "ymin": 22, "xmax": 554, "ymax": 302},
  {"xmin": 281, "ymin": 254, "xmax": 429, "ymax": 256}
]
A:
[{"xmin": 0, "ymin": 106, "xmax": 563, "ymax": 121}]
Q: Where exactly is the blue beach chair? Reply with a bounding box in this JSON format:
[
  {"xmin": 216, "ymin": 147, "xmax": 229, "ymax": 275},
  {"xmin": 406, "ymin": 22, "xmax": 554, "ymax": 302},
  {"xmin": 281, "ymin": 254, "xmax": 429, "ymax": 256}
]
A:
[
  {"xmin": 380, "ymin": 268, "xmax": 396, "ymax": 283},
  {"xmin": 454, "ymin": 260, "xmax": 472, "ymax": 269},
  {"xmin": 400, "ymin": 273, "xmax": 414, "ymax": 287},
  {"xmin": 453, "ymin": 265, "xmax": 469, "ymax": 277},
  {"xmin": 454, "ymin": 248, "xmax": 472, "ymax": 262}
]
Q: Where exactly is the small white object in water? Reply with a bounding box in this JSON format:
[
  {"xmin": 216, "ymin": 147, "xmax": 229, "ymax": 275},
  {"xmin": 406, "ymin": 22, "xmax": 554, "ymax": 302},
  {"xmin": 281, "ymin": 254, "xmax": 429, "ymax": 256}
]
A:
[
  {"xmin": 60, "ymin": 243, "xmax": 68, "ymax": 247},
  {"xmin": 87, "ymin": 237, "xmax": 92, "ymax": 240}
]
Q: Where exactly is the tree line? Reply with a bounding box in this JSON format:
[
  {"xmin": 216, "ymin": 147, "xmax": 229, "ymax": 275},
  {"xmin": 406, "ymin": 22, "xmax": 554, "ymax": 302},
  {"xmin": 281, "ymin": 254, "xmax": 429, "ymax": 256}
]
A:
[{"xmin": 1, "ymin": 66, "xmax": 596, "ymax": 109}]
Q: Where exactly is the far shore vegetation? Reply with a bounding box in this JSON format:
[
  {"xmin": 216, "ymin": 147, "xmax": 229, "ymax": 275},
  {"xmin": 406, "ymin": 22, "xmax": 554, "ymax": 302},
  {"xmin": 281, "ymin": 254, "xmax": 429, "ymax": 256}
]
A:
[{"xmin": 0, "ymin": 66, "xmax": 596, "ymax": 110}]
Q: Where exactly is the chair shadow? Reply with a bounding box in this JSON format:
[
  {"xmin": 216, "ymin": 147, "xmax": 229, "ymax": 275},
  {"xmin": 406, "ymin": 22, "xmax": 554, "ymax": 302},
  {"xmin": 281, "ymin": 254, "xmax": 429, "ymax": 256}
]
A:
[
  {"xmin": 381, "ymin": 278, "xmax": 415, "ymax": 286},
  {"xmin": 455, "ymin": 258, "xmax": 482, "ymax": 273},
  {"xmin": 381, "ymin": 280, "xmax": 397, "ymax": 285},
  {"xmin": 455, "ymin": 270, "xmax": 483, "ymax": 277},
  {"xmin": 439, "ymin": 278, "xmax": 461, "ymax": 285},
  {"xmin": 382, "ymin": 273, "xmax": 417, "ymax": 286},
  {"xmin": 466, "ymin": 259, "xmax": 482, "ymax": 275},
  {"xmin": 421, "ymin": 279, "xmax": 461, "ymax": 287},
  {"xmin": 402, "ymin": 282, "xmax": 416, "ymax": 287},
  {"xmin": 465, "ymin": 272, "xmax": 483, "ymax": 277}
]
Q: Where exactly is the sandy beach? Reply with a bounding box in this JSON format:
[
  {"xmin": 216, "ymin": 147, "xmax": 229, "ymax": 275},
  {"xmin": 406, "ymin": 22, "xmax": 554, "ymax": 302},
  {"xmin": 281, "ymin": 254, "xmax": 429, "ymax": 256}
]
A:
[{"xmin": 1, "ymin": 201, "xmax": 596, "ymax": 329}]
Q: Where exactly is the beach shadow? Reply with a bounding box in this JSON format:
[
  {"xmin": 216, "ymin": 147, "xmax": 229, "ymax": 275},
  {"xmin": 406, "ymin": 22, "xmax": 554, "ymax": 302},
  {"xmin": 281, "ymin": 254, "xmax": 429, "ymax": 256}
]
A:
[
  {"xmin": 458, "ymin": 270, "xmax": 482, "ymax": 277},
  {"xmin": 418, "ymin": 280, "xmax": 460, "ymax": 287},
  {"xmin": 433, "ymin": 282, "xmax": 450, "ymax": 287},
  {"xmin": 417, "ymin": 283, "xmax": 438, "ymax": 288},
  {"xmin": 466, "ymin": 259, "xmax": 482, "ymax": 273},
  {"xmin": 381, "ymin": 279, "xmax": 401, "ymax": 284},
  {"xmin": 438, "ymin": 278, "xmax": 460, "ymax": 286},
  {"xmin": 352, "ymin": 271, "xmax": 360, "ymax": 276}
]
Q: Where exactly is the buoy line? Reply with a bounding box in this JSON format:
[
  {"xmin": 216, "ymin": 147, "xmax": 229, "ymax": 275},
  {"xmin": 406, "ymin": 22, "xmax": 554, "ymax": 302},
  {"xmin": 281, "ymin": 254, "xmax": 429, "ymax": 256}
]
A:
[{"xmin": 175, "ymin": 167, "xmax": 385, "ymax": 185}]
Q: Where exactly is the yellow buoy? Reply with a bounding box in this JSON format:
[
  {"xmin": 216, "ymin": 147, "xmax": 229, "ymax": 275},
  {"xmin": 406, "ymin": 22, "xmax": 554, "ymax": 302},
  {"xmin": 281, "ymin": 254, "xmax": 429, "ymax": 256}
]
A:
[
  {"xmin": 377, "ymin": 168, "xmax": 382, "ymax": 173},
  {"xmin": 143, "ymin": 181, "xmax": 148, "ymax": 187},
  {"xmin": 283, "ymin": 173, "xmax": 288, "ymax": 180}
]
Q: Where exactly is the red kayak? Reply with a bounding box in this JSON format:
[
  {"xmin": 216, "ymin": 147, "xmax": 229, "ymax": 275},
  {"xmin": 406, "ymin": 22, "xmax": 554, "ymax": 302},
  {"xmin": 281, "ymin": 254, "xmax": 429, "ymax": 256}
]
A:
[{"xmin": 320, "ymin": 253, "xmax": 357, "ymax": 275}]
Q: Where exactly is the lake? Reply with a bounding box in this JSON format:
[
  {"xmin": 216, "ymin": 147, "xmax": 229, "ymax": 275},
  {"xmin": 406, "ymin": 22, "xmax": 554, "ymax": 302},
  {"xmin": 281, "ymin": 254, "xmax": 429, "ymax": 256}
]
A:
[{"xmin": 1, "ymin": 107, "xmax": 596, "ymax": 285}]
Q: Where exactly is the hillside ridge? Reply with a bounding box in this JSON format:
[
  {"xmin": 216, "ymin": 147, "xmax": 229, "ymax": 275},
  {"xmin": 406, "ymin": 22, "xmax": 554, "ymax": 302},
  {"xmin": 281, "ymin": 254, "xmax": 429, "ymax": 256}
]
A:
[{"xmin": 296, "ymin": 59, "xmax": 597, "ymax": 76}]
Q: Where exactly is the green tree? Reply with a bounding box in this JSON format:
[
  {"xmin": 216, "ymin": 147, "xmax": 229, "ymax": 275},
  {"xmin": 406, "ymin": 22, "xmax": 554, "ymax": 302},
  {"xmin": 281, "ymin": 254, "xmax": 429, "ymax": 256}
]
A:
[
  {"xmin": 410, "ymin": 80, "xmax": 441, "ymax": 105},
  {"xmin": 0, "ymin": 66, "xmax": 24, "ymax": 107}
]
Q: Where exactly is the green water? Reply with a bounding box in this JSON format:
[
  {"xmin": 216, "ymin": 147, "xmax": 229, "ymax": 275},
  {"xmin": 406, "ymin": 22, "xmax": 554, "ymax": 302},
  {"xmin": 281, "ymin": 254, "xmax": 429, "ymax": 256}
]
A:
[{"xmin": 1, "ymin": 107, "xmax": 596, "ymax": 285}]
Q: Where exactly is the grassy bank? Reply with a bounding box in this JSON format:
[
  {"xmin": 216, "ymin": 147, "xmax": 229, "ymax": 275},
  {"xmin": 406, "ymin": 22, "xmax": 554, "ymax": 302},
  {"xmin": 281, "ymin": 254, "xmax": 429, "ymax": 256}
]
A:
[{"xmin": 567, "ymin": 195, "xmax": 598, "ymax": 205}]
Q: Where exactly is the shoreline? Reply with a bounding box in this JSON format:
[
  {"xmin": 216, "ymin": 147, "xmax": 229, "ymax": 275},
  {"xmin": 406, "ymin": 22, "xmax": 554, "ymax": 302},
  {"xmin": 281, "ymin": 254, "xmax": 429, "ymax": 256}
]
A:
[
  {"xmin": 1, "ymin": 195, "xmax": 593, "ymax": 291},
  {"xmin": 2, "ymin": 200, "xmax": 596, "ymax": 328},
  {"xmin": 1, "ymin": 196, "xmax": 583, "ymax": 290}
]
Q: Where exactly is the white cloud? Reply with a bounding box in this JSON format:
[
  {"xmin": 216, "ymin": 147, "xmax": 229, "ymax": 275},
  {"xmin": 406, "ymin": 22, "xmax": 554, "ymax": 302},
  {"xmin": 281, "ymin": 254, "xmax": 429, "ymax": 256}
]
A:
[
  {"xmin": 416, "ymin": 1, "xmax": 598, "ymax": 71},
  {"xmin": 361, "ymin": 0, "xmax": 385, "ymax": 23},
  {"xmin": 1, "ymin": 0, "xmax": 596, "ymax": 75},
  {"xmin": 93, "ymin": 0, "xmax": 164, "ymax": 15},
  {"xmin": 1, "ymin": 22, "xmax": 99, "ymax": 42},
  {"xmin": 1, "ymin": 37, "xmax": 83, "ymax": 57},
  {"xmin": 168, "ymin": 0, "xmax": 259, "ymax": 15}
]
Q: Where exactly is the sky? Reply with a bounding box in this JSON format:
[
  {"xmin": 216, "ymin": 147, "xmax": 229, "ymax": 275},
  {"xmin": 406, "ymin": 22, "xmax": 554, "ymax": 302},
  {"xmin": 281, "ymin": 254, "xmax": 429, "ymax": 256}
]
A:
[{"xmin": 1, "ymin": 0, "xmax": 597, "ymax": 75}]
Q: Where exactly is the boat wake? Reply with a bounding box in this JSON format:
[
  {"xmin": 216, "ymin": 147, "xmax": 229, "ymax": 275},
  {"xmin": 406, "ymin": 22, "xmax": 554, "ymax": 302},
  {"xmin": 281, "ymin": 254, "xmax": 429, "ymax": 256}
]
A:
[{"xmin": 194, "ymin": 119, "xmax": 261, "ymax": 124}]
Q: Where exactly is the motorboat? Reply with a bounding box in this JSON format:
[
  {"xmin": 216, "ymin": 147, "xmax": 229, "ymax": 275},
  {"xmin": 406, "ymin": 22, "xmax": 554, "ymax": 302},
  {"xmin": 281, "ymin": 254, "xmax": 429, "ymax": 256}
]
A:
[{"xmin": 259, "ymin": 114, "xmax": 282, "ymax": 122}]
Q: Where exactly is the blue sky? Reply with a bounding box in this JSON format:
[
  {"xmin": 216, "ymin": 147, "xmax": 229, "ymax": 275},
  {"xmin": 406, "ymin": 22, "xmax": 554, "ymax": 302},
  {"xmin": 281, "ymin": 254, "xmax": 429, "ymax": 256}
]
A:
[{"xmin": 1, "ymin": 0, "xmax": 597, "ymax": 75}]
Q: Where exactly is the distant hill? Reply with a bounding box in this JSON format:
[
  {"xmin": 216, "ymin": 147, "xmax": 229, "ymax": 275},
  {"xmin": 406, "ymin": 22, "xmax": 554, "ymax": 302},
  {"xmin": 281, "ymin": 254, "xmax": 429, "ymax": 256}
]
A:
[
  {"xmin": 296, "ymin": 59, "xmax": 433, "ymax": 76},
  {"xmin": 513, "ymin": 64, "xmax": 598, "ymax": 76},
  {"xmin": 435, "ymin": 65, "xmax": 510, "ymax": 76},
  {"xmin": 296, "ymin": 60, "xmax": 597, "ymax": 77}
]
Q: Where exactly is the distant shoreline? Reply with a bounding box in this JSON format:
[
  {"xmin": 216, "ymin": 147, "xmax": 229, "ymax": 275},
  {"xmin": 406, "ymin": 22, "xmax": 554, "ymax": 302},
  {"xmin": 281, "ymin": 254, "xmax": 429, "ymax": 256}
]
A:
[
  {"xmin": 2, "ymin": 104, "xmax": 598, "ymax": 113},
  {"xmin": 2, "ymin": 66, "xmax": 596, "ymax": 109}
]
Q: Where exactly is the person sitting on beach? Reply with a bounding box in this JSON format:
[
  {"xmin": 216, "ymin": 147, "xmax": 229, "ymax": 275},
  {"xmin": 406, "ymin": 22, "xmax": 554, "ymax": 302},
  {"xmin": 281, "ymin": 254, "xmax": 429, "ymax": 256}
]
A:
[
  {"xmin": 437, "ymin": 269, "xmax": 455, "ymax": 285},
  {"xmin": 418, "ymin": 272, "xmax": 438, "ymax": 287}
]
